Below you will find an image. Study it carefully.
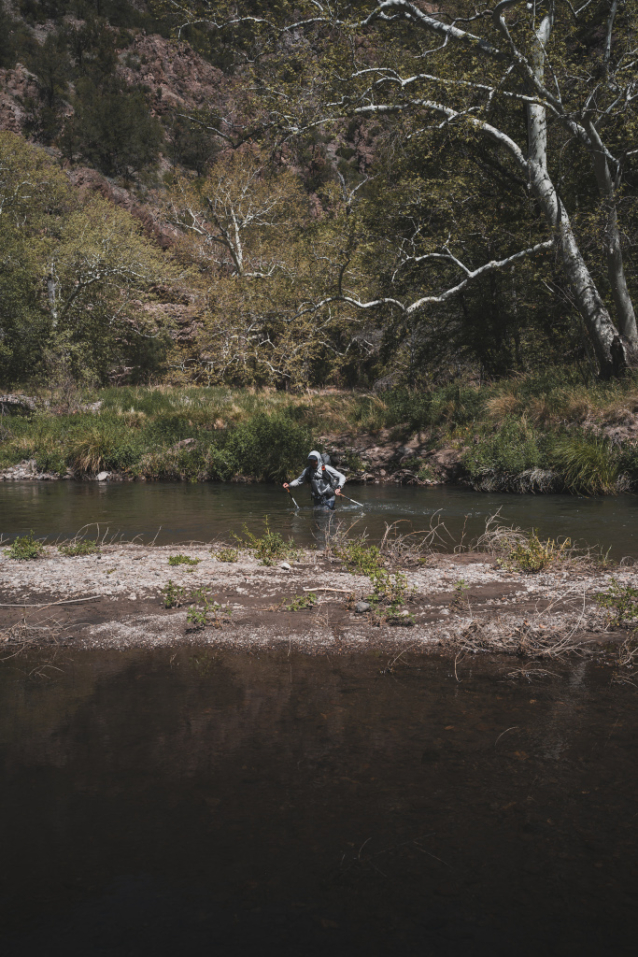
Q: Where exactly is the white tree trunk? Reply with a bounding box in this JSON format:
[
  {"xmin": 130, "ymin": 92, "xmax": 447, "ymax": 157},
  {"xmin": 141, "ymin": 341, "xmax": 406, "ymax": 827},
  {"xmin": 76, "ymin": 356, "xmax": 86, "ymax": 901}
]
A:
[
  {"xmin": 588, "ymin": 124, "xmax": 638, "ymax": 348},
  {"xmin": 530, "ymin": 161, "xmax": 625, "ymax": 377},
  {"xmin": 525, "ymin": 8, "xmax": 626, "ymax": 376}
]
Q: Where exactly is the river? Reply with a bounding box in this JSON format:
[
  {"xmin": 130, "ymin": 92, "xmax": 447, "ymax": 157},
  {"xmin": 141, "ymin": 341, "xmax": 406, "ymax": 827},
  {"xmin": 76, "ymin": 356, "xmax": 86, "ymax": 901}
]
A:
[
  {"xmin": 1, "ymin": 481, "xmax": 638, "ymax": 559},
  {"xmin": 0, "ymin": 648, "xmax": 636, "ymax": 956}
]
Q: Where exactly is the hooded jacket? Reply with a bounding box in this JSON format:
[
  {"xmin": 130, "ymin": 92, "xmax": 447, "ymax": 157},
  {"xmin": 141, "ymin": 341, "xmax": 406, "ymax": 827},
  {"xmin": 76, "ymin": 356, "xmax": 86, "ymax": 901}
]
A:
[{"xmin": 289, "ymin": 450, "xmax": 346, "ymax": 501}]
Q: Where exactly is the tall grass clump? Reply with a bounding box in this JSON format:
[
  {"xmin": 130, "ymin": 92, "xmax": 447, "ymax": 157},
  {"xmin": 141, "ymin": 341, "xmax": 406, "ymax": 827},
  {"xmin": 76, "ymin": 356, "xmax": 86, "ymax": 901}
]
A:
[
  {"xmin": 552, "ymin": 433, "xmax": 620, "ymax": 495},
  {"xmin": 218, "ymin": 412, "xmax": 312, "ymax": 482},
  {"xmin": 68, "ymin": 421, "xmax": 143, "ymax": 474},
  {"xmin": 463, "ymin": 417, "xmax": 544, "ymax": 478}
]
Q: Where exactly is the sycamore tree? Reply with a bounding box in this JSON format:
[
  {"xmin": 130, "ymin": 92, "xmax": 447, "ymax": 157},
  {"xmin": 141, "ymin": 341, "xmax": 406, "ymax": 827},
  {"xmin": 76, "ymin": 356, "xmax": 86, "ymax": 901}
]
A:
[
  {"xmin": 156, "ymin": 0, "xmax": 638, "ymax": 379},
  {"xmin": 47, "ymin": 196, "xmax": 171, "ymax": 382},
  {"xmin": 166, "ymin": 149, "xmax": 363, "ymax": 385},
  {"xmin": 0, "ymin": 133, "xmax": 172, "ymax": 387},
  {"xmin": 0, "ymin": 133, "xmax": 74, "ymax": 383}
]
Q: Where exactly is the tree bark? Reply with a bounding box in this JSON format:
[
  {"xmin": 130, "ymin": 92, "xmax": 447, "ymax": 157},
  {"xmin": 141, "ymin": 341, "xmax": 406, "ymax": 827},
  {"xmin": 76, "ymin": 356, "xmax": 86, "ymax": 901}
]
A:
[
  {"xmin": 587, "ymin": 124, "xmax": 638, "ymax": 349},
  {"xmin": 524, "ymin": 6, "xmax": 627, "ymax": 377},
  {"xmin": 530, "ymin": 161, "xmax": 625, "ymax": 378}
]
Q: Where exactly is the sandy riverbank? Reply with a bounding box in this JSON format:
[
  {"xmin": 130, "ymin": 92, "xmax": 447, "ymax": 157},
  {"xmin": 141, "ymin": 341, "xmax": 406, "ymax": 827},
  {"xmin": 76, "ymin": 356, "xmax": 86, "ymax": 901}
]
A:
[{"xmin": 0, "ymin": 543, "xmax": 631, "ymax": 660}]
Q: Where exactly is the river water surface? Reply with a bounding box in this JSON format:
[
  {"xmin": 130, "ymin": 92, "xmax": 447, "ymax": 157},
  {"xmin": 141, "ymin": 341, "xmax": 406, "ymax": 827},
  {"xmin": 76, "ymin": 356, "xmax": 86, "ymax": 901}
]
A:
[
  {"xmin": 2, "ymin": 481, "xmax": 638, "ymax": 558},
  {"xmin": 0, "ymin": 649, "xmax": 637, "ymax": 956}
]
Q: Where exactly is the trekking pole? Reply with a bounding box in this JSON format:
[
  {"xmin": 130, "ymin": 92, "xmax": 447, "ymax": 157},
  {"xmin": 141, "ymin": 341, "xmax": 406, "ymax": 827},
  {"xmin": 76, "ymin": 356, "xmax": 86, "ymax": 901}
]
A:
[
  {"xmin": 285, "ymin": 487, "xmax": 300, "ymax": 510},
  {"xmin": 339, "ymin": 491, "xmax": 364, "ymax": 507}
]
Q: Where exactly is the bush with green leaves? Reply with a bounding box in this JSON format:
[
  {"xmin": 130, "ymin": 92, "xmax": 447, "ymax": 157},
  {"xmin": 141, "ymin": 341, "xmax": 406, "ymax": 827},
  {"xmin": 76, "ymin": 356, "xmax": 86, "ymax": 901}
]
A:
[
  {"xmin": 219, "ymin": 412, "xmax": 312, "ymax": 483},
  {"xmin": 162, "ymin": 580, "xmax": 187, "ymax": 608},
  {"xmin": 595, "ymin": 579, "xmax": 638, "ymax": 627},
  {"xmin": 501, "ymin": 531, "xmax": 572, "ymax": 574},
  {"xmin": 216, "ymin": 547, "xmax": 239, "ymax": 563},
  {"xmin": 168, "ymin": 554, "xmax": 201, "ymax": 567},
  {"xmin": 281, "ymin": 593, "xmax": 317, "ymax": 611},
  {"xmin": 7, "ymin": 531, "xmax": 44, "ymax": 561},
  {"xmin": 59, "ymin": 539, "xmax": 98, "ymax": 556},
  {"xmin": 235, "ymin": 518, "xmax": 300, "ymax": 566},
  {"xmin": 463, "ymin": 417, "xmax": 544, "ymax": 478},
  {"xmin": 337, "ymin": 539, "xmax": 385, "ymax": 577}
]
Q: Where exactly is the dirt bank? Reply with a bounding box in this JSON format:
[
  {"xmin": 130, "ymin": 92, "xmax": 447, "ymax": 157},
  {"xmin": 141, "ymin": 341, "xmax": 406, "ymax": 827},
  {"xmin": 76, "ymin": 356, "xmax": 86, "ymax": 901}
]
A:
[{"xmin": 0, "ymin": 544, "xmax": 630, "ymax": 660}]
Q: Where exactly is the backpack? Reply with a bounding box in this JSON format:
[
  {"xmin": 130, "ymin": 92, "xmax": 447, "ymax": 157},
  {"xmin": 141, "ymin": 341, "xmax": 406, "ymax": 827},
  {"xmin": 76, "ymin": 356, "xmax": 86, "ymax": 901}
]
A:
[{"xmin": 320, "ymin": 452, "xmax": 339, "ymax": 489}]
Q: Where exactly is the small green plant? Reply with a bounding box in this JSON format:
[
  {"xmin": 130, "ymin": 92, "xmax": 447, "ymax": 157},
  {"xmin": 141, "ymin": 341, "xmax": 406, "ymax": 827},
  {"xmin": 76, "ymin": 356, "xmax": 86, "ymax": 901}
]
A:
[
  {"xmin": 366, "ymin": 568, "xmax": 414, "ymax": 623},
  {"xmin": 417, "ymin": 463, "xmax": 437, "ymax": 483},
  {"xmin": 168, "ymin": 554, "xmax": 201, "ymax": 567},
  {"xmin": 235, "ymin": 518, "xmax": 299, "ymax": 566},
  {"xmin": 163, "ymin": 580, "xmax": 187, "ymax": 608},
  {"xmin": 216, "ymin": 547, "xmax": 239, "ymax": 563},
  {"xmin": 502, "ymin": 531, "xmax": 571, "ymax": 573},
  {"xmin": 186, "ymin": 587, "xmax": 231, "ymax": 628},
  {"xmin": 7, "ymin": 531, "xmax": 44, "ymax": 561},
  {"xmin": 186, "ymin": 606, "xmax": 209, "ymax": 627},
  {"xmin": 281, "ymin": 592, "xmax": 317, "ymax": 611},
  {"xmin": 594, "ymin": 579, "xmax": 638, "ymax": 626},
  {"xmin": 59, "ymin": 539, "xmax": 98, "ymax": 556},
  {"xmin": 337, "ymin": 539, "xmax": 385, "ymax": 577}
]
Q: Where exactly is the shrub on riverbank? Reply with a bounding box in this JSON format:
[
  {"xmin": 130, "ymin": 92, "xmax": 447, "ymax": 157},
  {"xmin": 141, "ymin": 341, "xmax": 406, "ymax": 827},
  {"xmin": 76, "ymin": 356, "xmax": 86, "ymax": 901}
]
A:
[{"xmin": 2, "ymin": 371, "xmax": 638, "ymax": 492}]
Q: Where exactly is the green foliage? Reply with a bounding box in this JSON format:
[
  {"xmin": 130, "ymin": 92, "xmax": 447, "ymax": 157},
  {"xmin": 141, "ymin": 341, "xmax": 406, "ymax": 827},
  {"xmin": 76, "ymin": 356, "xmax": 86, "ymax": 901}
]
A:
[
  {"xmin": 162, "ymin": 579, "xmax": 186, "ymax": 608},
  {"xmin": 162, "ymin": 578, "xmax": 230, "ymax": 624},
  {"xmin": 60, "ymin": 78, "xmax": 164, "ymax": 175},
  {"xmin": 502, "ymin": 531, "xmax": 572, "ymax": 574},
  {"xmin": 185, "ymin": 587, "xmax": 231, "ymax": 628},
  {"xmin": 281, "ymin": 592, "xmax": 317, "ymax": 611},
  {"xmin": 337, "ymin": 539, "xmax": 385, "ymax": 577},
  {"xmin": 216, "ymin": 547, "xmax": 239, "ymax": 563},
  {"xmin": 367, "ymin": 568, "xmax": 414, "ymax": 623},
  {"xmin": 235, "ymin": 517, "xmax": 300, "ymax": 565},
  {"xmin": 595, "ymin": 579, "xmax": 638, "ymax": 627},
  {"xmin": 463, "ymin": 418, "xmax": 543, "ymax": 477},
  {"xmin": 220, "ymin": 413, "xmax": 312, "ymax": 483},
  {"xmin": 380, "ymin": 387, "xmax": 487, "ymax": 431},
  {"xmin": 7, "ymin": 530, "xmax": 44, "ymax": 561},
  {"xmin": 168, "ymin": 554, "xmax": 201, "ymax": 567},
  {"xmin": 68, "ymin": 422, "xmax": 143, "ymax": 474},
  {"xmin": 59, "ymin": 539, "xmax": 98, "ymax": 556},
  {"xmin": 552, "ymin": 433, "xmax": 620, "ymax": 496},
  {"xmin": 0, "ymin": 136, "xmax": 171, "ymax": 388}
]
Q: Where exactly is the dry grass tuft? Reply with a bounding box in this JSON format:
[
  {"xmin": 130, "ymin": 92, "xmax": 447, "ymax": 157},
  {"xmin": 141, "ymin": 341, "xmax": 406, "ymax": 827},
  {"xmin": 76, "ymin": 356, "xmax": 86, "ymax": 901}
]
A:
[
  {"xmin": 379, "ymin": 516, "xmax": 453, "ymax": 564},
  {"xmin": 486, "ymin": 393, "xmax": 520, "ymax": 421},
  {"xmin": 562, "ymin": 394, "xmax": 594, "ymax": 423}
]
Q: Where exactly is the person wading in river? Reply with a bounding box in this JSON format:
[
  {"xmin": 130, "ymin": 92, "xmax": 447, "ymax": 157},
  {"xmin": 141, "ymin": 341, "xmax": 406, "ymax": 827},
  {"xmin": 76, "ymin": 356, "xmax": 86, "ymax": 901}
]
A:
[{"xmin": 283, "ymin": 451, "xmax": 346, "ymax": 509}]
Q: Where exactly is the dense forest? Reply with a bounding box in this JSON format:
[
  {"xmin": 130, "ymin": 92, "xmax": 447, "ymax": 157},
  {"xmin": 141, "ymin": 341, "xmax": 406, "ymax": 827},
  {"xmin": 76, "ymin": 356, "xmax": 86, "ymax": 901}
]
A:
[{"xmin": 0, "ymin": 0, "xmax": 637, "ymax": 393}]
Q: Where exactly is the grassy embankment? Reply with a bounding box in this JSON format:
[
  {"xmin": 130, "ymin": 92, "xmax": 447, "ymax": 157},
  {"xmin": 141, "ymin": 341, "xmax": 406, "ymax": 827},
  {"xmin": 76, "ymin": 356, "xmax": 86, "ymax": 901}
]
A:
[{"xmin": 2, "ymin": 369, "xmax": 638, "ymax": 494}]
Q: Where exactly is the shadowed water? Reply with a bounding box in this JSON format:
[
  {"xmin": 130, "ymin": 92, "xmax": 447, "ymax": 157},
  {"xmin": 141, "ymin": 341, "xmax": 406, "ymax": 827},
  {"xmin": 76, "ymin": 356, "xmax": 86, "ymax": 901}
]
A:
[
  {"xmin": 1, "ymin": 481, "xmax": 638, "ymax": 558},
  {"xmin": 0, "ymin": 649, "xmax": 637, "ymax": 956}
]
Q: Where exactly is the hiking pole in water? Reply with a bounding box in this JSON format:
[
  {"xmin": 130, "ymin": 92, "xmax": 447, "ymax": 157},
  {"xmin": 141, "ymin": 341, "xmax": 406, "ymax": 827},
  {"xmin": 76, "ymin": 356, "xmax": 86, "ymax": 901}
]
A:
[
  {"xmin": 338, "ymin": 491, "xmax": 364, "ymax": 507},
  {"xmin": 285, "ymin": 487, "xmax": 300, "ymax": 510}
]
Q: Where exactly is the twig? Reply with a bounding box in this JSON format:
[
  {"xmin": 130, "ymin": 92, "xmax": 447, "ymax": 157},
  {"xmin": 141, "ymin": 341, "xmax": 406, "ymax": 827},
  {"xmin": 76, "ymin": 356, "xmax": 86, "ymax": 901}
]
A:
[
  {"xmin": 494, "ymin": 726, "xmax": 519, "ymax": 748},
  {"xmin": 0, "ymin": 596, "xmax": 101, "ymax": 608},
  {"xmin": 302, "ymin": 586, "xmax": 352, "ymax": 593}
]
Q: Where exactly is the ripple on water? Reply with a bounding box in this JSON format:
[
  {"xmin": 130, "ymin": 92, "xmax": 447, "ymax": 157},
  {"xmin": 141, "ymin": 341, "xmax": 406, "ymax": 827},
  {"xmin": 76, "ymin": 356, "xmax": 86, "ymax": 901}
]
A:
[{"xmin": 0, "ymin": 480, "xmax": 636, "ymax": 558}]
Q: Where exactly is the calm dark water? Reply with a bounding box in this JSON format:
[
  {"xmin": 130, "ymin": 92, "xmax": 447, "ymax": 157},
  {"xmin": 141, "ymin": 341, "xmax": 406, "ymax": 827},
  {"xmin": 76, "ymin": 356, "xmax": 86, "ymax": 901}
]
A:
[
  {"xmin": 1, "ymin": 481, "xmax": 638, "ymax": 558},
  {"xmin": 0, "ymin": 649, "xmax": 637, "ymax": 956}
]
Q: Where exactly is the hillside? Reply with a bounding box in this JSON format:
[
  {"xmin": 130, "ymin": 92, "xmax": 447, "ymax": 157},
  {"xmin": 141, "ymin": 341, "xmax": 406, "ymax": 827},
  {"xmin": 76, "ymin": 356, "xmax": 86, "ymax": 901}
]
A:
[{"xmin": 0, "ymin": 0, "xmax": 637, "ymax": 395}]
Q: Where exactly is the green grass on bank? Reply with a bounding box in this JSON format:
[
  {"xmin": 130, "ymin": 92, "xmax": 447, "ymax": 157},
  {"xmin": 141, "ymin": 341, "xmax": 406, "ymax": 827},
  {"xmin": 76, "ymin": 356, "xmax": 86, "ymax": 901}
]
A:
[{"xmin": 2, "ymin": 370, "xmax": 638, "ymax": 493}]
